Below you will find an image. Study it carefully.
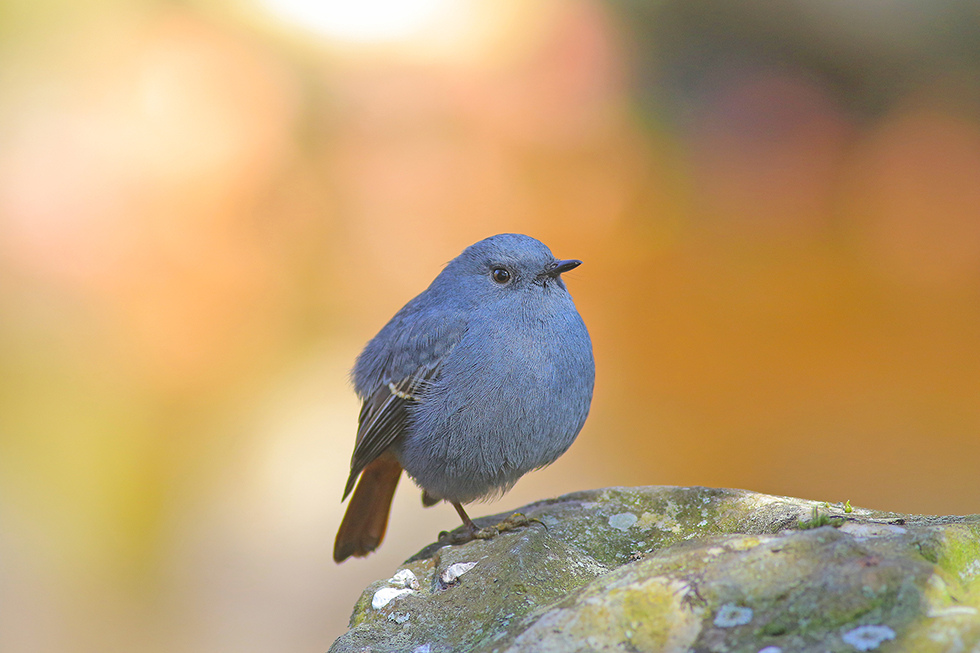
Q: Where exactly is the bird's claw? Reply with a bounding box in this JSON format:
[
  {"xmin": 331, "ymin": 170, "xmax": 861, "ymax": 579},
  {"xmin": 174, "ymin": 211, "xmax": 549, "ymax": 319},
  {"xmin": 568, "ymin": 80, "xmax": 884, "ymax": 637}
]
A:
[
  {"xmin": 437, "ymin": 512, "xmax": 542, "ymax": 546},
  {"xmin": 494, "ymin": 512, "xmax": 546, "ymax": 532},
  {"xmin": 472, "ymin": 526, "xmax": 499, "ymax": 539}
]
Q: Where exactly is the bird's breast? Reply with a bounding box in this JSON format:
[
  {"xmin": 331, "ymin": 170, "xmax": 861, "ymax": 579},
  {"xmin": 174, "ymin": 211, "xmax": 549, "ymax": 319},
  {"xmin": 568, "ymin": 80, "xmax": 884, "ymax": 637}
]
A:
[{"xmin": 395, "ymin": 297, "xmax": 594, "ymax": 503}]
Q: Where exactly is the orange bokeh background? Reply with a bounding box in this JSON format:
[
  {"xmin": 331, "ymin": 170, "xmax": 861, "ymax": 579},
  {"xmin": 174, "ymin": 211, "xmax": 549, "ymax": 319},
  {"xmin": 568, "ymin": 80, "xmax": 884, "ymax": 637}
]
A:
[{"xmin": 1, "ymin": 1, "xmax": 979, "ymax": 650}]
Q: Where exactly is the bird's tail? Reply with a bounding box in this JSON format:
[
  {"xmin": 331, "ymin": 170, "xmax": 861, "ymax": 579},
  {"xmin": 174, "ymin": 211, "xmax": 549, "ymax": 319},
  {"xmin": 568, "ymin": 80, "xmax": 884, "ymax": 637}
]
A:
[{"xmin": 333, "ymin": 452, "xmax": 402, "ymax": 563}]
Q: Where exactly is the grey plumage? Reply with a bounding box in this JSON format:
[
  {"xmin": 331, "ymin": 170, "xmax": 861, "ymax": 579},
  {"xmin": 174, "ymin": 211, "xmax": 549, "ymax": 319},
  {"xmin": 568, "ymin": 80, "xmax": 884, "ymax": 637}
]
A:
[{"xmin": 336, "ymin": 233, "xmax": 594, "ymax": 561}]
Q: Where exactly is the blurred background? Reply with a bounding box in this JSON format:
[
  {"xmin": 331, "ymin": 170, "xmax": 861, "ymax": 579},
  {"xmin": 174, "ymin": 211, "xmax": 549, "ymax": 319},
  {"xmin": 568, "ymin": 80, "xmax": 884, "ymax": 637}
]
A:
[{"xmin": 2, "ymin": 0, "xmax": 980, "ymax": 650}]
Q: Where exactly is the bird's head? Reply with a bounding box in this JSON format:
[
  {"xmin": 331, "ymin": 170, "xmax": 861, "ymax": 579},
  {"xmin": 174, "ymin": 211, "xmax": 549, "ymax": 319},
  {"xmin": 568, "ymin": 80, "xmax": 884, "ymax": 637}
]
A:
[{"xmin": 444, "ymin": 233, "xmax": 582, "ymax": 299}]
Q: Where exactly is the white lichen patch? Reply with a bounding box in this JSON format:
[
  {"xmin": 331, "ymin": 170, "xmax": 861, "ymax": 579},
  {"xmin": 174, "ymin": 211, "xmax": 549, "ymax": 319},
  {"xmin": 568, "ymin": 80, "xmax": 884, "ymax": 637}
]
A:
[
  {"xmin": 839, "ymin": 522, "xmax": 907, "ymax": 538},
  {"xmin": 372, "ymin": 587, "xmax": 413, "ymax": 610},
  {"xmin": 388, "ymin": 611, "xmax": 410, "ymax": 624},
  {"xmin": 926, "ymin": 574, "xmax": 948, "ymax": 593},
  {"xmin": 608, "ymin": 512, "xmax": 638, "ymax": 531},
  {"xmin": 959, "ymin": 559, "xmax": 980, "ymax": 582},
  {"xmin": 389, "ymin": 569, "xmax": 420, "ymax": 590},
  {"xmin": 714, "ymin": 604, "xmax": 753, "ymax": 627},
  {"xmin": 841, "ymin": 624, "xmax": 896, "ymax": 651},
  {"xmin": 440, "ymin": 561, "xmax": 477, "ymax": 585},
  {"xmin": 927, "ymin": 605, "xmax": 979, "ymax": 618},
  {"xmin": 635, "ymin": 511, "xmax": 680, "ymax": 533},
  {"xmin": 568, "ymin": 553, "xmax": 608, "ymax": 576}
]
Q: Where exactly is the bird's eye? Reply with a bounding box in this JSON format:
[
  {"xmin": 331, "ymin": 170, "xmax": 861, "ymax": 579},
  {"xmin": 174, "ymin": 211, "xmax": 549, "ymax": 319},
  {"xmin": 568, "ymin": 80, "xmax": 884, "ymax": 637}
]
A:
[{"xmin": 491, "ymin": 267, "xmax": 511, "ymax": 284}]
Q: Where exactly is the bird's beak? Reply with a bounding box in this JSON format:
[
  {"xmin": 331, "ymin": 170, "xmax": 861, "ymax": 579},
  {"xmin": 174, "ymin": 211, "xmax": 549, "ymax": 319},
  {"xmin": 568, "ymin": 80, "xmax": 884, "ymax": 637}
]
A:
[{"xmin": 545, "ymin": 259, "xmax": 582, "ymax": 277}]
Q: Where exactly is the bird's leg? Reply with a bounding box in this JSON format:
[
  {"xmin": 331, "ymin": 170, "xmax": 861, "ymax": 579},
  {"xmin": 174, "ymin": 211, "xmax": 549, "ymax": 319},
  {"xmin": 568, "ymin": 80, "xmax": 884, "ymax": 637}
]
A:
[{"xmin": 452, "ymin": 502, "xmax": 499, "ymax": 540}]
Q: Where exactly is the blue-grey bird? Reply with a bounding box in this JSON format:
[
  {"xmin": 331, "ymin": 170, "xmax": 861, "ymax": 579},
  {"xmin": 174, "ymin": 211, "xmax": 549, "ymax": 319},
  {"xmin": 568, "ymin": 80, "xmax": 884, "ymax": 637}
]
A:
[{"xmin": 334, "ymin": 233, "xmax": 594, "ymax": 563}]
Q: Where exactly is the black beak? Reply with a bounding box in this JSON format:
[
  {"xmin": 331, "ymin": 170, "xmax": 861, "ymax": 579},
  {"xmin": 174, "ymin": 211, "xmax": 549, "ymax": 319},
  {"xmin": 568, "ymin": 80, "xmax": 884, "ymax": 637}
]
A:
[{"xmin": 545, "ymin": 258, "xmax": 582, "ymax": 278}]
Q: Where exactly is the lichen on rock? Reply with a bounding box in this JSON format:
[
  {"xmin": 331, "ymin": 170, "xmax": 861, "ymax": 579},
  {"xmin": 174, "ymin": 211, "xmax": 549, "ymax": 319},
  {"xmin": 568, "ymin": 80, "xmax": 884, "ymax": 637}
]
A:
[{"xmin": 329, "ymin": 486, "xmax": 980, "ymax": 653}]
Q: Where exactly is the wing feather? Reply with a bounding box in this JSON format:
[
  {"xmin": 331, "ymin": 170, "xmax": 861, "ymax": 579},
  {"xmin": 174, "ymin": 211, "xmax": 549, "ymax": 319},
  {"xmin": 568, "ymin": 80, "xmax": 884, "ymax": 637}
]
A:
[{"xmin": 341, "ymin": 367, "xmax": 437, "ymax": 500}]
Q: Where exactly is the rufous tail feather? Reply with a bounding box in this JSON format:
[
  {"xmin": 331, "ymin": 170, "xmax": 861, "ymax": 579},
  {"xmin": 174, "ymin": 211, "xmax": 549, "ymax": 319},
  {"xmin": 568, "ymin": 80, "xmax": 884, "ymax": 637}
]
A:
[{"xmin": 333, "ymin": 453, "xmax": 402, "ymax": 563}]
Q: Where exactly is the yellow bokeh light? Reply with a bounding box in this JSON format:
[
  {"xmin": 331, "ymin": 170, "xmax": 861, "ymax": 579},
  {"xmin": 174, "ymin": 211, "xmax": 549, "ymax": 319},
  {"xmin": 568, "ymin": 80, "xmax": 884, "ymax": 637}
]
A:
[{"xmin": 257, "ymin": 0, "xmax": 454, "ymax": 43}]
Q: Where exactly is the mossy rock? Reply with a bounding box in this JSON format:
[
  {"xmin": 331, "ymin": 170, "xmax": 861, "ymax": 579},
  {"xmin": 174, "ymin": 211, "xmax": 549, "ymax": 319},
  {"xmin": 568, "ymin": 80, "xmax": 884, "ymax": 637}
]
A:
[{"xmin": 329, "ymin": 486, "xmax": 980, "ymax": 652}]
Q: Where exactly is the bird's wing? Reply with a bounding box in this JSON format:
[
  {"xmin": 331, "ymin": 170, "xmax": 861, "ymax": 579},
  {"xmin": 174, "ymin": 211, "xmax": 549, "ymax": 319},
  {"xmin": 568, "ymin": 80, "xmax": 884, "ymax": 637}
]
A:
[{"xmin": 341, "ymin": 365, "xmax": 438, "ymax": 500}]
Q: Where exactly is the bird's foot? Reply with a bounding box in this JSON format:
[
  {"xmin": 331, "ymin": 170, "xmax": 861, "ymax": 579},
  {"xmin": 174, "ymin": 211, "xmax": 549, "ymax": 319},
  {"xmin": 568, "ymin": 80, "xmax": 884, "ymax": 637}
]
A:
[
  {"xmin": 438, "ymin": 526, "xmax": 494, "ymax": 545},
  {"xmin": 438, "ymin": 512, "xmax": 543, "ymax": 546},
  {"xmin": 471, "ymin": 525, "xmax": 499, "ymax": 540},
  {"xmin": 493, "ymin": 511, "xmax": 546, "ymax": 533}
]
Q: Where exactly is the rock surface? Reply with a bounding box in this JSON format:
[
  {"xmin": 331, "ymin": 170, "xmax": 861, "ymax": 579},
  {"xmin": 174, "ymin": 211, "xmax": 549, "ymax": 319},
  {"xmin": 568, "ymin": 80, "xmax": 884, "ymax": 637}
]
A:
[{"xmin": 328, "ymin": 486, "xmax": 980, "ymax": 652}]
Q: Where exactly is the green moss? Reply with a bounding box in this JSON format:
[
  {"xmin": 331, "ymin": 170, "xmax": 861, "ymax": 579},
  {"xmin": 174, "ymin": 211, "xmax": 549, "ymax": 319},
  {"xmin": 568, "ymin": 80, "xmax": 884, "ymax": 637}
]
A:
[
  {"xmin": 935, "ymin": 525, "xmax": 980, "ymax": 598},
  {"xmin": 797, "ymin": 506, "xmax": 844, "ymax": 530}
]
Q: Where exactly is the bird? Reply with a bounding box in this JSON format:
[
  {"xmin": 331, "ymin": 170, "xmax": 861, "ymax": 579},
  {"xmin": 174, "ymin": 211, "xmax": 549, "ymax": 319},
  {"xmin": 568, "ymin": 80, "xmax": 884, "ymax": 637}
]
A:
[{"xmin": 334, "ymin": 233, "xmax": 594, "ymax": 563}]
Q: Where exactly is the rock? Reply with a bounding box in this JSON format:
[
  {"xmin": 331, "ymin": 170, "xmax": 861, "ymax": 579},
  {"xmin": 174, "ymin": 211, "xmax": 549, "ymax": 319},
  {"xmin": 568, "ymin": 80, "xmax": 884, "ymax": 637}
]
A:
[{"xmin": 328, "ymin": 486, "xmax": 980, "ymax": 652}]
